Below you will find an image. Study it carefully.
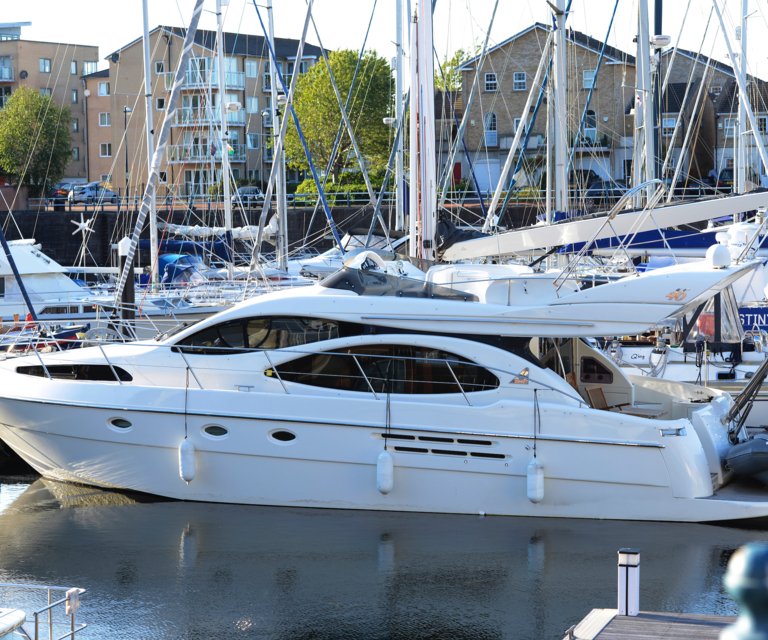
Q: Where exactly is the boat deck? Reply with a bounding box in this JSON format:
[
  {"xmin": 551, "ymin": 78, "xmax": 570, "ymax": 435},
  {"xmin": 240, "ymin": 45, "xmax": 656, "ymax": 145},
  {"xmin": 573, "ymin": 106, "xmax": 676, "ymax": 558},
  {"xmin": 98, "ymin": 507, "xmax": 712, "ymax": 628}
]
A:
[{"xmin": 563, "ymin": 609, "xmax": 734, "ymax": 639}]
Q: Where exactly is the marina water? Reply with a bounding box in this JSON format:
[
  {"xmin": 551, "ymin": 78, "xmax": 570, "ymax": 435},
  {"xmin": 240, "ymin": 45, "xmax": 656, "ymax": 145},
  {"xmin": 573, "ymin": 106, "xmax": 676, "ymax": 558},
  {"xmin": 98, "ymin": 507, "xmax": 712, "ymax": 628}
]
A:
[{"xmin": 0, "ymin": 473, "xmax": 765, "ymax": 639}]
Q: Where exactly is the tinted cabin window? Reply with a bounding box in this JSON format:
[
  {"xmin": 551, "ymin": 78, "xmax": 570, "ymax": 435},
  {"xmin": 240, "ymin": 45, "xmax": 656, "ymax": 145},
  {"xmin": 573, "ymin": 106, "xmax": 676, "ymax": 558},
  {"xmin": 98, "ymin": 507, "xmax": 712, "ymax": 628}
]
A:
[
  {"xmin": 580, "ymin": 356, "xmax": 613, "ymax": 384},
  {"xmin": 174, "ymin": 317, "xmax": 340, "ymax": 354},
  {"xmin": 272, "ymin": 345, "xmax": 499, "ymax": 394}
]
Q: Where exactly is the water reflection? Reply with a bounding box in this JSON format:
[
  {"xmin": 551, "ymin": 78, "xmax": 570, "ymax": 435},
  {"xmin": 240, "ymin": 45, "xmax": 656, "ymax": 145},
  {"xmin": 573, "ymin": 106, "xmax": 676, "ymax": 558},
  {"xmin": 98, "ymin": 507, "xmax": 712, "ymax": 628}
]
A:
[{"xmin": 0, "ymin": 477, "xmax": 764, "ymax": 639}]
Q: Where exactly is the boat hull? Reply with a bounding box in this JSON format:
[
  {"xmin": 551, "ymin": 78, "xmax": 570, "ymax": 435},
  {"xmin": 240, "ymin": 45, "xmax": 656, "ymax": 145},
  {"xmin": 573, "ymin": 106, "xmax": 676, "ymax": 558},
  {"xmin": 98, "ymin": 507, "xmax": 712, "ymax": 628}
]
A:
[{"xmin": 0, "ymin": 387, "xmax": 766, "ymax": 522}]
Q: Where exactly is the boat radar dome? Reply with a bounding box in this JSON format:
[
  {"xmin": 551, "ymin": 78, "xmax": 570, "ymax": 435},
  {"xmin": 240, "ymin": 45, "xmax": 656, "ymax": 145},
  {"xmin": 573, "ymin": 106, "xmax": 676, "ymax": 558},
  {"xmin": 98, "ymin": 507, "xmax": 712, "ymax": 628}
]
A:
[{"xmin": 706, "ymin": 243, "xmax": 731, "ymax": 269}]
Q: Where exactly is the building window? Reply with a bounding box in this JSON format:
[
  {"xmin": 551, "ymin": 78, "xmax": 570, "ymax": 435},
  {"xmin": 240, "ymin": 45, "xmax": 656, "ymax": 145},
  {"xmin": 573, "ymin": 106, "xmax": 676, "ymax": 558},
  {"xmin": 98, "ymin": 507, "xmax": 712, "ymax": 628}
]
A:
[
  {"xmin": 155, "ymin": 60, "xmax": 165, "ymax": 75},
  {"xmin": 484, "ymin": 112, "xmax": 497, "ymax": 147},
  {"xmin": 513, "ymin": 71, "xmax": 526, "ymax": 91},
  {"xmin": 246, "ymin": 96, "xmax": 259, "ymax": 114},
  {"xmin": 101, "ymin": 173, "xmax": 112, "ymax": 182},
  {"xmin": 484, "ymin": 72, "xmax": 498, "ymax": 92},
  {"xmin": 72, "ymin": 147, "xmax": 80, "ymax": 160},
  {"xmin": 98, "ymin": 81, "xmax": 110, "ymax": 96},
  {"xmin": 513, "ymin": 117, "xmax": 522, "ymax": 133},
  {"xmin": 661, "ymin": 116, "xmax": 677, "ymax": 137},
  {"xmin": 247, "ymin": 133, "xmax": 259, "ymax": 149},
  {"xmin": 100, "ymin": 143, "xmax": 112, "ymax": 157},
  {"xmin": 583, "ymin": 69, "xmax": 596, "ymax": 89},
  {"xmin": 757, "ymin": 115, "xmax": 768, "ymax": 135},
  {"xmin": 584, "ymin": 109, "xmax": 597, "ymax": 142},
  {"xmin": 72, "ymin": 118, "xmax": 79, "ymax": 132},
  {"xmin": 245, "ymin": 59, "xmax": 258, "ymax": 78},
  {"xmin": 39, "ymin": 58, "xmax": 51, "ymax": 73},
  {"xmin": 83, "ymin": 61, "xmax": 98, "ymax": 75},
  {"xmin": 39, "ymin": 88, "xmax": 52, "ymax": 97},
  {"xmin": 263, "ymin": 60, "xmax": 279, "ymax": 91},
  {"xmin": 71, "ymin": 89, "xmax": 78, "ymax": 104},
  {"xmin": 70, "ymin": 60, "xmax": 77, "ymax": 75},
  {"xmin": 724, "ymin": 117, "xmax": 736, "ymax": 137},
  {"xmin": 99, "ymin": 112, "xmax": 111, "ymax": 126},
  {"xmin": 156, "ymin": 97, "xmax": 165, "ymax": 111},
  {"xmin": 158, "ymin": 171, "xmax": 167, "ymax": 183}
]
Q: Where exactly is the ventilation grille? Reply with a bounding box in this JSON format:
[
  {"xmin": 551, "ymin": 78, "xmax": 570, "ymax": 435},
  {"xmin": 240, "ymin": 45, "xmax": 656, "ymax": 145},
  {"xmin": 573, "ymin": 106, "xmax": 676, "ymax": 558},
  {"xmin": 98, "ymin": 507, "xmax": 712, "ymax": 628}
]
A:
[{"xmin": 380, "ymin": 433, "xmax": 505, "ymax": 460}]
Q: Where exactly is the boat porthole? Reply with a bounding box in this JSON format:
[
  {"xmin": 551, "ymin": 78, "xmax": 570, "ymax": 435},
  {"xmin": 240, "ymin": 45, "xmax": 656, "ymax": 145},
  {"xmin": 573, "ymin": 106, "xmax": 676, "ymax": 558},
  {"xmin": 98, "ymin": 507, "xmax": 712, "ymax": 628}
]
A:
[
  {"xmin": 270, "ymin": 430, "xmax": 296, "ymax": 443},
  {"xmin": 108, "ymin": 417, "xmax": 132, "ymax": 432},
  {"xmin": 203, "ymin": 425, "xmax": 229, "ymax": 438}
]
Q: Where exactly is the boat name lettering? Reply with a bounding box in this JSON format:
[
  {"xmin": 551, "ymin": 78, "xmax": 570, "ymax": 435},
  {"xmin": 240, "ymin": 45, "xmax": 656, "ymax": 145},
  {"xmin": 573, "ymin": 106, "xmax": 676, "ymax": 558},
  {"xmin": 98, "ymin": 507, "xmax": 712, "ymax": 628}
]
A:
[{"xmin": 665, "ymin": 288, "xmax": 688, "ymax": 302}]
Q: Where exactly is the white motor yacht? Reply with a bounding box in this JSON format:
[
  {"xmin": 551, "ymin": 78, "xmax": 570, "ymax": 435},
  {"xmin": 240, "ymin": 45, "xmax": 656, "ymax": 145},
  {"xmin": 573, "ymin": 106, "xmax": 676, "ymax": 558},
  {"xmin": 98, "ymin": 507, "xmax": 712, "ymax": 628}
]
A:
[{"xmin": 0, "ymin": 249, "xmax": 767, "ymax": 522}]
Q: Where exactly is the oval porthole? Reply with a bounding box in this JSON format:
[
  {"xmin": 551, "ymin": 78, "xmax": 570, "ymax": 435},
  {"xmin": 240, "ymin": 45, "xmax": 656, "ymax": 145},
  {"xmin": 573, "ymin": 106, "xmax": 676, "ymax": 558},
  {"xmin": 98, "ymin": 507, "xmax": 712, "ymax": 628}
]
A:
[
  {"xmin": 270, "ymin": 430, "xmax": 296, "ymax": 443},
  {"xmin": 203, "ymin": 425, "xmax": 229, "ymax": 438},
  {"xmin": 108, "ymin": 417, "xmax": 132, "ymax": 431}
]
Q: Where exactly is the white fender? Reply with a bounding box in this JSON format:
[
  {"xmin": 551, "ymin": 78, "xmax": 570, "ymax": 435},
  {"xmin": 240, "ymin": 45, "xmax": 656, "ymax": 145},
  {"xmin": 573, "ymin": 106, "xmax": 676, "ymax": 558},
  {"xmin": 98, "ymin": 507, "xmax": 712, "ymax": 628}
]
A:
[
  {"xmin": 179, "ymin": 439, "xmax": 196, "ymax": 483},
  {"xmin": 526, "ymin": 458, "xmax": 544, "ymax": 503},
  {"xmin": 376, "ymin": 450, "xmax": 394, "ymax": 494}
]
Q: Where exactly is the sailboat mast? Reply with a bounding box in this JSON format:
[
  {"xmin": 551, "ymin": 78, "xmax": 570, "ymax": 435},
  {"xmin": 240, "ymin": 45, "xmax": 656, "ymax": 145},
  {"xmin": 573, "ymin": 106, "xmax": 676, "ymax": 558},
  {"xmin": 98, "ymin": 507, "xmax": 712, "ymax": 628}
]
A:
[
  {"xmin": 394, "ymin": 0, "xmax": 405, "ymax": 232},
  {"xmin": 215, "ymin": 0, "xmax": 235, "ymax": 280},
  {"xmin": 267, "ymin": 0, "xmax": 288, "ymax": 271},
  {"xmin": 634, "ymin": 0, "xmax": 655, "ymax": 205},
  {"xmin": 551, "ymin": 0, "xmax": 568, "ymax": 216},
  {"xmin": 141, "ymin": 0, "xmax": 158, "ymax": 286},
  {"xmin": 736, "ymin": 0, "xmax": 748, "ymax": 195},
  {"xmin": 408, "ymin": 1, "xmax": 436, "ymax": 262}
]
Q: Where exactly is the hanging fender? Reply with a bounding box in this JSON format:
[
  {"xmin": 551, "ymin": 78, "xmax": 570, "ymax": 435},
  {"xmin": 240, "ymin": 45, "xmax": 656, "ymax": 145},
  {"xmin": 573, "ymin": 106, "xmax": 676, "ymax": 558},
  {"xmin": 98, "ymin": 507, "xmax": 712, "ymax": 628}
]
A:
[
  {"xmin": 526, "ymin": 458, "xmax": 544, "ymax": 503},
  {"xmin": 179, "ymin": 439, "xmax": 196, "ymax": 483},
  {"xmin": 377, "ymin": 450, "xmax": 394, "ymax": 495}
]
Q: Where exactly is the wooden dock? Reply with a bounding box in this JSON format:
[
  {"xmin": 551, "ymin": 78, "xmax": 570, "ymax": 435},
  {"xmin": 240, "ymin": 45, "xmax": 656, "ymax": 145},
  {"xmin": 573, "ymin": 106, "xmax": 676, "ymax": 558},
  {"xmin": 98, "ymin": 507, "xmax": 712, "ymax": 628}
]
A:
[{"xmin": 563, "ymin": 608, "xmax": 735, "ymax": 639}]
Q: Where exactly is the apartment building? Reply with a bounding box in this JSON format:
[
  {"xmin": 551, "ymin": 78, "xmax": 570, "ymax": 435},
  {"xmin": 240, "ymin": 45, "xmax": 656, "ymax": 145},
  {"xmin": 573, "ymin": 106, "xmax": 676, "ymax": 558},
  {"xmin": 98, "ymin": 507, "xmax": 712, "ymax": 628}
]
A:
[
  {"xmin": 457, "ymin": 23, "xmax": 636, "ymax": 193},
  {"xmin": 0, "ymin": 22, "xmax": 98, "ymax": 184},
  {"xmin": 89, "ymin": 26, "xmax": 322, "ymax": 198}
]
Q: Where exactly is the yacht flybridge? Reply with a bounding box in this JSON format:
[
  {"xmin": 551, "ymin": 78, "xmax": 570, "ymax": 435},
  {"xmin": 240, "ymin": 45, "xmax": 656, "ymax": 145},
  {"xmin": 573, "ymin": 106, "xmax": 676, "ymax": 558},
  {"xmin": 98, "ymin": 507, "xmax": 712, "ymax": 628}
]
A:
[{"xmin": 0, "ymin": 249, "xmax": 768, "ymax": 522}]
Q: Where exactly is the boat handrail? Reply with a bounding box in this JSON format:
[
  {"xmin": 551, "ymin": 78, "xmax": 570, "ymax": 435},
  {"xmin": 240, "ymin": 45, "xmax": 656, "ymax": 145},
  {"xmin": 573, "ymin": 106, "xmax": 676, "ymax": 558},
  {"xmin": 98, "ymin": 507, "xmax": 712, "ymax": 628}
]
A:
[{"xmin": 0, "ymin": 583, "xmax": 87, "ymax": 640}]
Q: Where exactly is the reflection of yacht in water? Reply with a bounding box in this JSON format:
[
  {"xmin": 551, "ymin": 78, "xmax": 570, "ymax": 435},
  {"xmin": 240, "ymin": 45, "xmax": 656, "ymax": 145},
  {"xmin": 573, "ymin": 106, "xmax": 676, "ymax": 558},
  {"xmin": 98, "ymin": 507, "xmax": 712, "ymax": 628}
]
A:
[{"xmin": 0, "ymin": 478, "xmax": 762, "ymax": 639}]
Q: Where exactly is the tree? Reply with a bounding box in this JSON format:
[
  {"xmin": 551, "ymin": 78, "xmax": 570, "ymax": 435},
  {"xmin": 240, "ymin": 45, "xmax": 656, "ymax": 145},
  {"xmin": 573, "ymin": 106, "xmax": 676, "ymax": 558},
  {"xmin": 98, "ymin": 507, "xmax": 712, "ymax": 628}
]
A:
[
  {"xmin": 435, "ymin": 49, "xmax": 469, "ymax": 91},
  {"xmin": 0, "ymin": 87, "xmax": 72, "ymax": 193},
  {"xmin": 283, "ymin": 49, "xmax": 392, "ymax": 183}
]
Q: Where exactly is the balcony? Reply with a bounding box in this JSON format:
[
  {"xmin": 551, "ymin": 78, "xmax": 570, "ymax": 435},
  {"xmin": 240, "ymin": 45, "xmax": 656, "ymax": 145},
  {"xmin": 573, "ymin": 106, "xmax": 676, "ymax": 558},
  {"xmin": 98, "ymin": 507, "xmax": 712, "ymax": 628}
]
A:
[
  {"xmin": 163, "ymin": 69, "xmax": 245, "ymax": 91},
  {"xmin": 167, "ymin": 143, "xmax": 246, "ymax": 164},
  {"xmin": 174, "ymin": 108, "xmax": 246, "ymax": 127}
]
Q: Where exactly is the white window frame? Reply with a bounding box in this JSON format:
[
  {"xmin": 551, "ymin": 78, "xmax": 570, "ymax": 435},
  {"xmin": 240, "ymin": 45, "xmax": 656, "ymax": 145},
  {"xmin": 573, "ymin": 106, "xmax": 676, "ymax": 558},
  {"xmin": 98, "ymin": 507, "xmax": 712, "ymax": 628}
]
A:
[
  {"xmin": 484, "ymin": 112, "xmax": 498, "ymax": 147},
  {"xmin": 98, "ymin": 81, "xmax": 110, "ymax": 96},
  {"xmin": 582, "ymin": 69, "xmax": 596, "ymax": 89},
  {"xmin": 154, "ymin": 60, "xmax": 165, "ymax": 75},
  {"xmin": 156, "ymin": 97, "xmax": 165, "ymax": 111},
  {"xmin": 39, "ymin": 58, "xmax": 51, "ymax": 73},
  {"xmin": 757, "ymin": 115, "xmax": 768, "ymax": 135},
  {"xmin": 513, "ymin": 71, "xmax": 526, "ymax": 91},
  {"xmin": 247, "ymin": 132, "xmax": 259, "ymax": 149},
  {"xmin": 246, "ymin": 96, "xmax": 259, "ymax": 114},
  {"xmin": 98, "ymin": 112, "xmax": 111, "ymax": 127},
  {"xmin": 484, "ymin": 72, "xmax": 498, "ymax": 92},
  {"xmin": 83, "ymin": 61, "xmax": 98, "ymax": 75},
  {"xmin": 513, "ymin": 117, "xmax": 522, "ymax": 133},
  {"xmin": 70, "ymin": 60, "xmax": 77, "ymax": 75},
  {"xmin": 72, "ymin": 147, "xmax": 80, "ymax": 160},
  {"xmin": 661, "ymin": 116, "xmax": 677, "ymax": 137},
  {"xmin": 71, "ymin": 89, "xmax": 78, "ymax": 104},
  {"xmin": 158, "ymin": 171, "xmax": 167, "ymax": 184},
  {"xmin": 39, "ymin": 88, "xmax": 52, "ymax": 97},
  {"xmin": 724, "ymin": 117, "xmax": 736, "ymax": 137},
  {"xmin": 72, "ymin": 118, "xmax": 79, "ymax": 133},
  {"xmin": 245, "ymin": 58, "xmax": 259, "ymax": 78},
  {"xmin": 99, "ymin": 143, "xmax": 112, "ymax": 158}
]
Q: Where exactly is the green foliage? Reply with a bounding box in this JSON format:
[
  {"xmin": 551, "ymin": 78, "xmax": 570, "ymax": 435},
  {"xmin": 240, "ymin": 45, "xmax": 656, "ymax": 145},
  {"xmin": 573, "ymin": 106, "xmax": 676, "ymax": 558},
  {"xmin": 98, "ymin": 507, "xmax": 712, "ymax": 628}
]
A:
[
  {"xmin": 294, "ymin": 169, "xmax": 388, "ymax": 205},
  {"xmin": 284, "ymin": 50, "xmax": 393, "ymax": 182},
  {"xmin": 0, "ymin": 87, "xmax": 72, "ymax": 192},
  {"xmin": 436, "ymin": 49, "xmax": 468, "ymax": 91}
]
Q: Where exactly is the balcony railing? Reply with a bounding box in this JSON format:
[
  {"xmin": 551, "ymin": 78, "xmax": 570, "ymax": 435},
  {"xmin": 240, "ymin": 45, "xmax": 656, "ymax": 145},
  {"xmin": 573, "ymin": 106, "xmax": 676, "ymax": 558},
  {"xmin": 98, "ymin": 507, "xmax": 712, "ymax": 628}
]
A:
[
  {"xmin": 174, "ymin": 108, "xmax": 246, "ymax": 127},
  {"xmin": 163, "ymin": 70, "xmax": 245, "ymax": 91},
  {"xmin": 167, "ymin": 143, "xmax": 246, "ymax": 163}
]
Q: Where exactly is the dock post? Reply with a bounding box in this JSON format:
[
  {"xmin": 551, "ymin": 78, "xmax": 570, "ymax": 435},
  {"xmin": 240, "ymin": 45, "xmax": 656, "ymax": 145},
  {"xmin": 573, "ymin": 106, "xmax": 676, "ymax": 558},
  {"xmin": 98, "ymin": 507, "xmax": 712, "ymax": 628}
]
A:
[
  {"xmin": 721, "ymin": 542, "xmax": 768, "ymax": 640},
  {"xmin": 617, "ymin": 548, "xmax": 640, "ymax": 616}
]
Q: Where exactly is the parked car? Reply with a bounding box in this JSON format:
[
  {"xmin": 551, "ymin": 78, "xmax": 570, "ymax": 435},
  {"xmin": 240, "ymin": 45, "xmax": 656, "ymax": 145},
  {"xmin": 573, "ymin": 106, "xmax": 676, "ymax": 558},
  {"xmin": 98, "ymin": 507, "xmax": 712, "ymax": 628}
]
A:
[
  {"xmin": 47, "ymin": 182, "xmax": 74, "ymax": 210},
  {"xmin": 584, "ymin": 180, "xmax": 626, "ymax": 209},
  {"xmin": 231, "ymin": 186, "xmax": 265, "ymax": 208},
  {"xmin": 664, "ymin": 175, "xmax": 716, "ymax": 199},
  {"xmin": 714, "ymin": 168, "xmax": 761, "ymax": 193},
  {"xmin": 68, "ymin": 182, "xmax": 118, "ymax": 204}
]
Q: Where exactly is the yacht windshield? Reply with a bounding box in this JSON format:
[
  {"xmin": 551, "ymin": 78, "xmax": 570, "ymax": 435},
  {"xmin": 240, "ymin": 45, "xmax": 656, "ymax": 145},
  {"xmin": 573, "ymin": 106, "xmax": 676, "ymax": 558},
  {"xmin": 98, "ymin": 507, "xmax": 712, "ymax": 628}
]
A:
[{"xmin": 321, "ymin": 267, "xmax": 478, "ymax": 301}]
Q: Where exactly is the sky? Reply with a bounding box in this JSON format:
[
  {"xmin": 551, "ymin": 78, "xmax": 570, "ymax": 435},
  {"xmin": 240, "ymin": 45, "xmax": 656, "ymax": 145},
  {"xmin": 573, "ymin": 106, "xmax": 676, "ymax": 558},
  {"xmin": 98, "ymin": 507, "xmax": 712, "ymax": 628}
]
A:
[{"xmin": 6, "ymin": 0, "xmax": 768, "ymax": 79}]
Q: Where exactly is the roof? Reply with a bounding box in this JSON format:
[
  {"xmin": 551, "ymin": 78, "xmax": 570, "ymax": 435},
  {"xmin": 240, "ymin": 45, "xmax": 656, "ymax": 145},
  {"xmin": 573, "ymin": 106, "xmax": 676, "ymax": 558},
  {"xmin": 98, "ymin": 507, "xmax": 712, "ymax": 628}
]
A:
[
  {"xmin": 661, "ymin": 48, "xmax": 735, "ymax": 78},
  {"xmin": 83, "ymin": 68, "xmax": 109, "ymax": 80},
  {"xmin": 660, "ymin": 82, "xmax": 699, "ymax": 114},
  {"xmin": 107, "ymin": 25, "xmax": 324, "ymax": 61},
  {"xmin": 714, "ymin": 78, "xmax": 768, "ymax": 114},
  {"xmin": 458, "ymin": 22, "xmax": 635, "ymax": 71}
]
